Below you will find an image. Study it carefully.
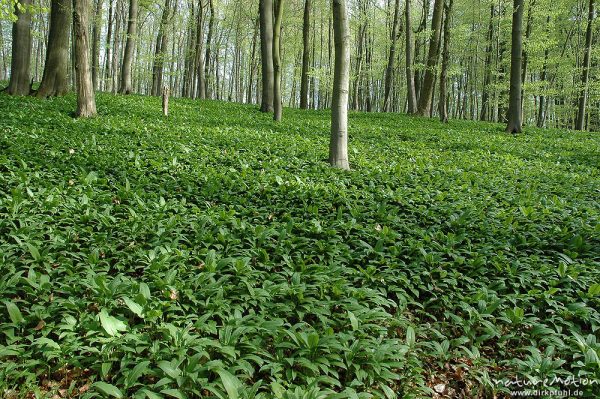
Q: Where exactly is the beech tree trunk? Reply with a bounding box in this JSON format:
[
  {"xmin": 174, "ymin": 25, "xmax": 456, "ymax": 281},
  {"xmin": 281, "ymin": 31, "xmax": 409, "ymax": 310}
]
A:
[
  {"xmin": 300, "ymin": 0, "xmax": 311, "ymax": 110},
  {"xmin": 480, "ymin": 4, "xmax": 494, "ymax": 121},
  {"xmin": 329, "ymin": 0, "xmax": 350, "ymax": 170},
  {"xmin": 416, "ymin": 0, "xmax": 444, "ymax": 116},
  {"xmin": 37, "ymin": 0, "xmax": 71, "ymax": 98},
  {"xmin": 195, "ymin": 0, "xmax": 206, "ymax": 99},
  {"xmin": 152, "ymin": 0, "xmax": 171, "ymax": 96},
  {"xmin": 103, "ymin": 0, "xmax": 114, "ymax": 91},
  {"xmin": 73, "ymin": 0, "xmax": 97, "ymax": 117},
  {"xmin": 91, "ymin": 0, "xmax": 103, "ymax": 90},
  {"xmin": 405, "ymin": 0, "xmax": 417, "ymax": 114},
  {"xmin": 119, "ymin": 0, "xmax": 138, "ymax": 94},
  {"xmin": 383, "ymin": 0, "xmax": 401, "ymax": 112},
  {"xmin": 272, "ymin": 0, "xmax": 284, "ymax": 121},
  {"xmin": 7, "ymin": 0, "xmax": 33, "ymax": 96},
  {"xmin": 259, "ymin": 0, "xmax": 274, "ymax": 112},
  {"xmin": 439, "ymin": 0, "xmax": 453, "ymax": 123},
  {"xmin": 505, "ymin": 0, "xmax": 524, "ymax": 133},
  {"xmin": 575, "ymin": 0, "xmax": 595, "ymax": 131},
  {"xmin": 204, "ymin": 0, "xmax": 214, "ymax": 98}
]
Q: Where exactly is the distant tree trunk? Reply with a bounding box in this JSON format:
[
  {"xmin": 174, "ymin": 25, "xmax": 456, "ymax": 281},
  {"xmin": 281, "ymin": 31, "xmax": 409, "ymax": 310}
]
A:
[
  {"xmin": 575, "ymin": 0, "xmax": 595, "ymax": 131},
  {"xmin": 520, "ymin": 0, "xmax": 533, "ymax": 115},
  {"xmin": 505, "ymin": 0, "xmax": 524, "ymax": 133},
  {"xmin": 480, "ymin": 4, "xmax": 494, "ymax": 121},
  {"xmin": 91, "ymin": 0, "xmax": 103, "ymax": 90},
  {"xmin": 259, "ymin": 0, "xmax": 274, "ymax": 112},
  {"xmin": 72, "ymin": 0, "xmax": 97, "ymax": 117},
  {"xmin": 152, "ymin": 0, "xmax": 171, "ymax": 96},
  {"xmin": 537, "ymin": 17, "xmax": 550, "ymax": 128},
  {"xmin": 352, "ymin": 0, "xmax": 366, "ymax": 110},
  {"xmin": 36, "ymin": 0, "xmax": 71, "ymax": 98},
  {"xmin": 416, "ymin": 0, "xmax": 443, "ymax": 116},
  {"xmin": 272, "ymin": 0, "xmax": 284, "ymax": 121},
  {"xmin": 300, "ymin": 0, "xmax": 311, "ymax": 109},
  {"xmin": 329, "ymin": 0, "xmax": 350, "ymax": 170},
  {"xmin": 103, "ymin": 0, "xmax": 114, "ymax": 91},
  {"xmin": 110, "ymin": 0, "xmax": 122, "ymax": 93},
  {"xmin": 204, "ymin": 0, "xmax": 214, "ymax": 98},
  {"xmin": 195, "ymin": 0, "xmax": 206, "ymax": 99},
  {"xmin": 118, "ymin": 0, "xmax": 138, "ymax": 94},
  {"xmin": 383, "ymin": 0, "xmax": 401, "ymax": 112},
  {"xmin": 7, "ymin": 0, "xmax": 32, "ymax": 95},
  {"xmin": 439, "ymin": 0, "xmax": 452, "ymax": 123},
  {"xmin": 405, "ymin": 0, "xmax": 417, "ymax": 114}
]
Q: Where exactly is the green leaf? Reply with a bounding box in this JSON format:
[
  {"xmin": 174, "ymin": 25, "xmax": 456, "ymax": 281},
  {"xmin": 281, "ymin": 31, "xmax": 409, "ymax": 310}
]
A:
[
  {"xmin": 215, "ymin": 369, "xmax": 241, "ymax": 399},
  {"xmin": 4, "ymin": 301, "xmax": 24, "ymax": 324},
  {"xmin": 126, "ymin": 360, "xmax": 150, "ymax": 387},
  {"xmin": 123, "ymin": 297, "xmax": 144, "ymax": 317},
  {"xmin": 406, "ymin": 326, "xmax": 415, "ymax": 347},
  {"xmin": 93, "ymin": 381, "xmax": 123, "ymax": 398},
  {"xmin": 99, "ymin": 309, "xmax": 127, "ymax": 336},
  {"xmin": 588, "ymin": 283, "xmax": 600, "ymax": 297},
  {"xmin": 26, "ymin": 243, "xmax": 41, "ymax": 261},
  {"xmin": 160, "ymin": 389, "xmax": 186, "ymax": 399},
  {"xmin": 157, "ymin": 360, "xmax": 181, "ymax": 379},
  {"xmin": 348, "ymin": 310, "xmax": 359, "ymax": 331},
  {"xmin": 140, "ymin": 390, "xmax": 163, "ymax": 399}
]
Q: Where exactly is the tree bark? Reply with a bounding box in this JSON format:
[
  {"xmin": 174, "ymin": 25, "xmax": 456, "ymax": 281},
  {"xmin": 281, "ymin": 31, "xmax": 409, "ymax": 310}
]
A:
[
  {"xmin": 272, "ymin": 0, "xmax": 284, "ymax": 121},
  {"xmin": 102, "ymin": 0, "xmax": 114, "ymax": 91},
  {"xmin": 7, "ymin": 0, "xmax": 33, "ymax": 96},
  {"xmin": 91, "ymin": 0, "xmax": 103, "ymax": 90},
  {"xmin": 505, "ymin": 0, "xmax": 524, "ymax": 133},
  {"xmin": 151, "ymin": 0, "xmax": 171, "ymax": 96},
  {"xmin": 259, "ymin": 0, "xmax": 274, "ymax": 112},
  {"xmin": 416, "ymin": 0, "xmax": 444, "ymax": 116},
  {"xmin": 438, "ymin": 0, "xmax": 452, "ymax": 123},
  {"xmin": 329, "ymin": 0, "xmax": 350, "ymax": 170},
  {"xmin": 72, "ymin": 0, "xmax": 97, "ymax": 117},
  {"xmin": 36, "ymin": 0, "xmax": 71, "ymax": 98},
  {"xmin": 575, "ymin": 0, "xmax": 595, "ymax": 131},
  {"xmin": 300, "ymin": 0, "xmax": 311, "ymax": 109},
  {"xmin": 195, "ymin": 0, "xmax": 206, "ymax": 99},
  {"xmin": 204, "ymin": 0, "xmax": 214, "ymax": 98},
  {"xmin": 405, "ymin": 0, "xmax": 417, "ymax": 114},
  {"xmin": 480, "ymin": 4, "xmax": 494, "ymax": 121},
  {"xmin": 118, "ymin": 0, "xmax": 138, "ymax": 94},
  {"xmin": 383, "ymin": 0, "xmax": 401, "ymax": 112}
]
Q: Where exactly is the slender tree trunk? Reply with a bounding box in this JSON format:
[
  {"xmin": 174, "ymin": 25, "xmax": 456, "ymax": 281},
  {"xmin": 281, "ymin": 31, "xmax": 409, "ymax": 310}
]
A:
[
  {"xmin": 259, "ymin": 0, "xmax": 274, "ymax": 112},
  {"xmin": 110, "ymin": 0, "xmax": 122, "ymax": 93},
  {"xmin": 204, "ymin": 0, "xmax": 214, "ymax": 98},
  {"xmin": 73, "ymin": 0, "xmax": 97, "ymax": 117},
  {"xmin": 383, "ymin": 0, "xmax": 401, "ymax": 112},
  {"xmin": 405, "ymin": 0, "xmax": 417, "ymax": 114},
  {"xmin": 152, "ymin": 0, "xmax": 171, "ymax": 96},
  {"xmin": 520, "ymin": 0, "xmax": 533, "ymax": 116},
  {"xmin": 7, "ymin": 0, "xmax": 33, "ymax": 95},
  {"xmin": 247, "ymin": 16, "xmax": 259, "ymax": 103},
  {"xmin": 575, "ymin": 0, "xmax": 595, "ymax": 131},
  {"xmin": 272, "ymin": 0, "xmax": 284, "ymax": 121},
  {"xmin": 505, "ymin": 0, "xmax": 524, "ymax": 133},
  {"xmin": 36, "ymin": 0, "xmax": 71, "ymax": 98},
  {"xmin": 118, "ymin": 0, "xmax": 138, "ymax": 94},
  {"xmin": 300, "ymin": 0, "xmax": 311, "ymax": 109},
  {"xmin": 91, "ymin": 0, "xmax": 103, "ymax": 90},
  {"xmin": 480, "ymin": 4, "xmax": 494, "ymax": 121},
  {"xmin": 439, "ymin": 0, "xmax": 452, "ymax": 123},
  {"xmin": 195, "ymin": 0, "xmax": 206, "ymax": 99},
  {"xmin": 329, "ymin": 0, "xmax": 350, "ymax": 170},
  {"xmin": 103, "ymin": 0, "xmax": 114, "ymax": 91},
  {"xmin": 416, "ymin": 0, "xmax": 444, "ymax": 116},
  {"xmin": 537, "ymin": 17, "xmax": 550, "ymax": 128}
]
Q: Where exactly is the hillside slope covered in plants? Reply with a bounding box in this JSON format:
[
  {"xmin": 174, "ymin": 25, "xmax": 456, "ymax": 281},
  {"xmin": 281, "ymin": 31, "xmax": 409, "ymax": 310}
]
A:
[{"xmin": 1, "ymin": 93, "xmax": 599, "ymax": 398}]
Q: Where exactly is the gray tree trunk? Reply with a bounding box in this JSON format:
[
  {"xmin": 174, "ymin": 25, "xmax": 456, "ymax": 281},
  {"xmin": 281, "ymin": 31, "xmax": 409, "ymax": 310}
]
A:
[
  {"xmin": 73, "ymin": 0, "xmax": 97, "ymax": 117},
  {"xmin": 480, "ymin": 4, "xmax": 494, "ymax": 121},
  {"xmin": 505, "ymin": 0, "xmax": 524, "ymax": 133},
  {"xmin": 438, "ymin": 0, "xmax": 452, "ymax": 123},
  {"xmin": 299, "ymin": 0, "xmax": 311, "ymax": 109},
  {"xmin": 7, "ymin": 0, "xmax": 32, "ymax": 96},
  {"xmin": 37, "ymin": 0, "xmax": 71, "ymax": 98},
  {"xmin": 416, "ymin": 0, "xmax": 444, "ymax": 116},
  {"xmin": 575, "ymin": 0, "xmax": 594, "ymax": 131},
  {"xmin": 405, "ymin": 0, "xmax": 417, "ymax": 114},
  {"xmin": 195, "ymin": 0, "xmax": 206, "ymax": 99},
  {"xmin": 383, "ymin": 0, "xmax": 401, "ymax": 112},
  {"xmin": 204, "ymin": 0, "xmax": 214, "ymax": 98},
  {"xmin": 259, "ymin": 0, "xmax": 274, "ymax": 112},
  {"xmin": 118, "ymin": 0, "xmax": 138, "ymax": 94},
  {"xmin": 272, "ymin": 0, "xmax": 284, "ymax": 121},
  {"xmin": 329, "ymin": 0, "xmax": 350, "ymax": 170},
  {"xmin": 91, "ymin": 0, "xmax": 103, "ymax": 90}
]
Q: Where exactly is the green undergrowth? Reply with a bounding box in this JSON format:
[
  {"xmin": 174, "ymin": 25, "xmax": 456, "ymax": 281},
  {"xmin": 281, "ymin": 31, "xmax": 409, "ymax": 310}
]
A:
[{"xmin": 0, "ymin": 93, "xmax": 599, "ymax": 398}]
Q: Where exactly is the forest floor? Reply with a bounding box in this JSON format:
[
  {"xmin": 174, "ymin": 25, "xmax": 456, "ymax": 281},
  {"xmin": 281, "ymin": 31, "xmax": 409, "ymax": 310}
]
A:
[{"xmin": 1, "ymin": 92, "xmax": 599, "ymax": 398}]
